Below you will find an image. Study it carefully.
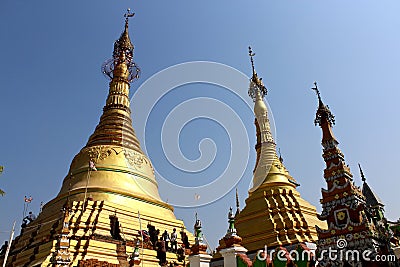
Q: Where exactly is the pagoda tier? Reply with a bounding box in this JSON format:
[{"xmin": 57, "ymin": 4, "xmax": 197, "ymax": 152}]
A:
[
  {"xmin": 2, "ymin": 11, "xmax": 194, "ymax": 267},
  {"xmin": 235, "ymin": 48, "xmax": 326, "ymax": 252},
  {"xmin": 312, "ymin": 83, "xmax": 395, "ymax": 267}
]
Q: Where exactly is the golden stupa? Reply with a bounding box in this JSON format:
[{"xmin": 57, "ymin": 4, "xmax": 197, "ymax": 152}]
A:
[
  {"xmin": 235, "ymin": 47, "xmax": 326, "ymax": 252},
  {"xmin": 3, "ymin": 11, "xmax": 193, "ymax": 267}
]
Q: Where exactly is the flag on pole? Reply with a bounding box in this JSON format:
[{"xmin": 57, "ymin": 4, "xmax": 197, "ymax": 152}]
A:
[
  {"xmin": 89, "ymin": 160, "xmax": 97, "ymax": 171},
  {"xmin": 24, "ymin": 196, "xmax": 32, "ymax": 203}
]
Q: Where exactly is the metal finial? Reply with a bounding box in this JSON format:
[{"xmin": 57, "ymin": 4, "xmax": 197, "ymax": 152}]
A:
[
  {"xmin": 124, "ymin": 8, "xmax": 135, "ymax": 24},
  {"xmin": 358, "ymin": 163, "xmax": 366, "ymax": 182},
  {"xmin": 249, "ymin": 46, "xmax": 256, "ymax": 75},
  {"xmin": 313, "ymin": 82, "xmax": 335, "ymax": 126},
  {"xmin": 312, "ymin": 81, "xmax": 322, "ymax": 103},
  {"xmin": 248, "ymin": 46, "xmax": 268, "ymax": 100},
  {"xmin": 101, "ymin": 8, "xmax": 140, "ymax": 83}
]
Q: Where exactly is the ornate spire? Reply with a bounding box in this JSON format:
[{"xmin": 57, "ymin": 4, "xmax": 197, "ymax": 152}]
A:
[
  {"xmin": 87, "ymin": 9, "xmax": 142, "ymax": 151},
  {"xmin": 102, "ymin": 8, "xmax": 140, "ymax": 83},
  {"xmin": 312, "ymin": 86, "xmax": 394, "ymax": 266},
  {"xmin": 247, "ymin": 47, "xmax": 299, "ymax": 192},
  {"xmin": 235, "ymin": 52, "xmax": 325, "ymax": 253},
  {"xmin": 312, "ymin": 82, "xmax": 335, "ymax": 127},
  {"xmin": 248, "ymin": 46, "xmax": 267, "ymax": 101},
  {"xmin": 248, "ymin": 47, "xmax": 274, "ymax": 144},
  {"xmin": 312, "ymin": 82, "xmax": 337, "ymax": 145}
]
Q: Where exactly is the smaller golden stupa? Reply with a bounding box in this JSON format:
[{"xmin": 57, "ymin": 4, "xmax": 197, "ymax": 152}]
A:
[
  {"xmin": 235, "ymin": 47, "xmax": 326, "ymax": 252},
  {"xmin": 3, "ymin": 10, "xmax": 193, "ymax": 267}
]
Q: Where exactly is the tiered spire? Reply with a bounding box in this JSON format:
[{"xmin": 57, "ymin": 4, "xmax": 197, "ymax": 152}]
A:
[
  {"xmin": 313, "ymin": 83, "xmax": 394, "ymax": 266},
  {"xmin": 235, "ymin": 48, "xmax": 324, "ymax": 252},
  {"xmin": 312, "ymin": 83, "xmax": 364, "ymax": 221},
  {"xmin": 87, "ymin": 9, "xmax": 142, "ymax": 151},
  {"xmin": 246, "ymin": 46, "xmax": 297, "ymax": 190}
]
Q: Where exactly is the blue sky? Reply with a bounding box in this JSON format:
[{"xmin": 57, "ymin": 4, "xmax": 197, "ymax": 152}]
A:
[{"xmin": 1, "ymin": 1, "xmax": 399, "ymax": 249}]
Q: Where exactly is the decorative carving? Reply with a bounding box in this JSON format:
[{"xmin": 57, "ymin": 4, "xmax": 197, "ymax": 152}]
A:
[
  {"xmin": 124, "ymin": 149, "xmax": 148, "ymax": 169},
  {"xmin": 87, "ymin": 146, "xmax": 114, "ymax": 162}
]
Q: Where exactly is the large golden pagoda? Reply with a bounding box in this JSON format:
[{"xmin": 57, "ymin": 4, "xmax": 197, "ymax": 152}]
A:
[
  {"xmin": 3, "ymin": 11, "xmax": 193, "ymax": 267},
  {"xmin": 235, "ymin": 47, "xmax": 326, "ymax": 252}
]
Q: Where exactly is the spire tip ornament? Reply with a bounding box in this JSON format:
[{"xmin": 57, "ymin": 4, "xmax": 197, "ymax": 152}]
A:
[
  {"xmin": 248, "ymin": 46, "xmax": 256, "ymax": 76},
  {"xmin": 124, "ymin": 8, "xmax": 135, "ymax": 22},
  {"xmin": 235, "ymin": 188, "xmax": 240, "ymax": 216},
  {"xmin": 101, "ymin": 9, "xmax": 140, "ymax": 83},
  {"xmin": 311, "ymin": 81, "xmax": 322, "ymax": 103},
  {"xmin": 313, "ymin": 82, "xmax": 335, "ymax": 126},
  {"xmin": 248, "ymin": 46, "xmax": 267, "ymax": 101}
]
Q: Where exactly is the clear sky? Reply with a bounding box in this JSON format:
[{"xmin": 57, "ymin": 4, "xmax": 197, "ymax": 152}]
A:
[{"xmin": 1, "ymin": 0, "xmax": 399, "ymax": 250}]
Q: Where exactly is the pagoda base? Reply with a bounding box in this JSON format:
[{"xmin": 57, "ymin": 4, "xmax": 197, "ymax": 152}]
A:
[
  {"xmin": 236, "ymin": 184, "xmax": 326, "ymax": 252},
  {"xmin": 3, "ymin": 199, "xmax": 193, "ymax": 267}
]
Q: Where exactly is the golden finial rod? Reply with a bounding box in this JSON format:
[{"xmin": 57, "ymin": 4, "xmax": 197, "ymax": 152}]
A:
[{"xmin": 248, "ymin": 46, "xmax": 256, "ymax": 76}]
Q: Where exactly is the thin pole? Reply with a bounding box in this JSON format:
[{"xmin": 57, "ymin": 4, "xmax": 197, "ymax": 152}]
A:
[
  {"xmin": 26, "ymin": 201, "xmax": 30, "ymax": 216},
  {"xmin": 2, "ymin": 221, "xmax": 16, "ymax": 267},
  {"xmin": 138, "ymin": 211, "xmax": 144, "ymax": 267},
  {"xmin": 83, "ymin": 168, "xmax": 91, "ymax": 211},
  {"xmin": 202, "ymin": 233, "xmax": 213, "ymax": 254},
  {"xmin": 83, "ymin": 155, "xmax": 99, "ymax": 210},
  {"xmin": 22, "ymin": 202, "xmax": 26, "ymax": 225}
]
